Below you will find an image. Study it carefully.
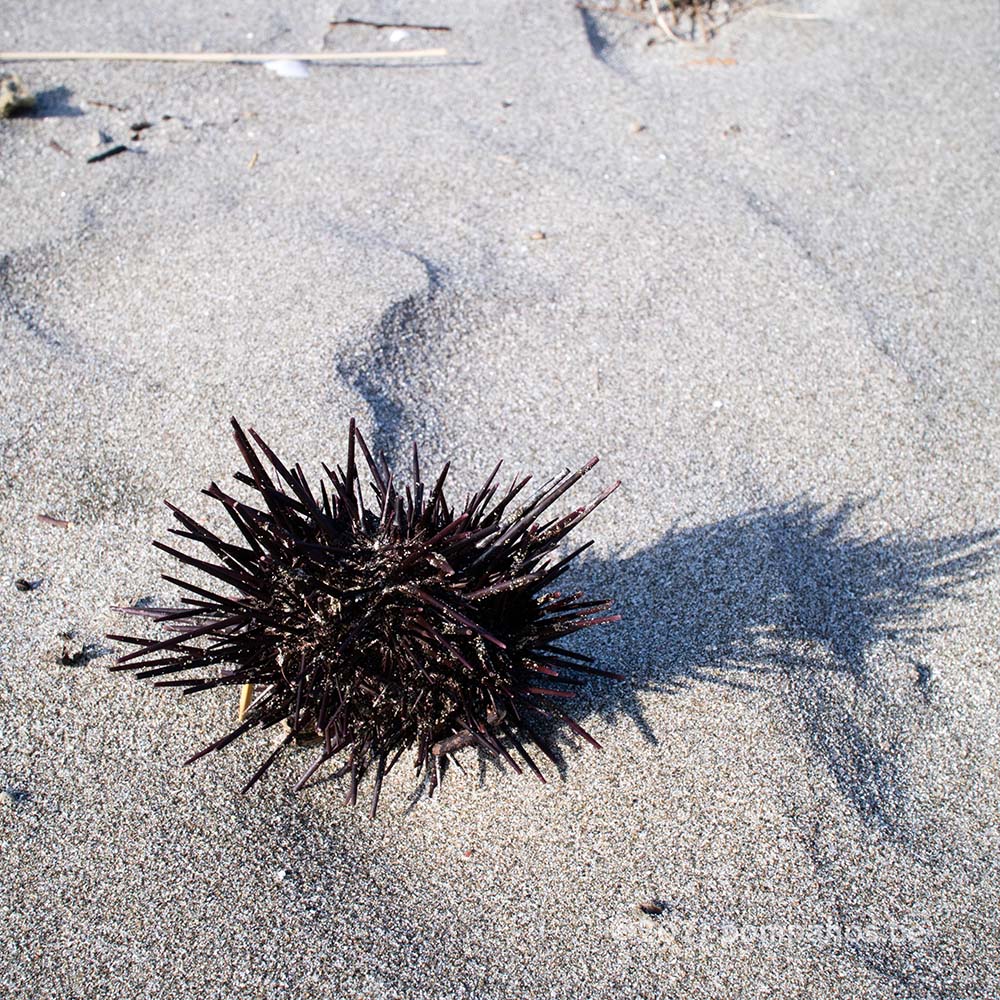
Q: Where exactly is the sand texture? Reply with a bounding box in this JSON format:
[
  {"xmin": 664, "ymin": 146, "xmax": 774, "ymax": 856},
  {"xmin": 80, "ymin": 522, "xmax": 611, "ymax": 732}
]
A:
[{"xmin": 2, "ymin": 2, "xmax": 999, "ymax": 997}]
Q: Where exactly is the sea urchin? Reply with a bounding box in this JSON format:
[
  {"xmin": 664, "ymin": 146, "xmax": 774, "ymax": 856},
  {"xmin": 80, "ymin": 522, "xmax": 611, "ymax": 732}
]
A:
[{"xmin": 110, "ymin": 419, "xmax": 621, "ymax": 814}]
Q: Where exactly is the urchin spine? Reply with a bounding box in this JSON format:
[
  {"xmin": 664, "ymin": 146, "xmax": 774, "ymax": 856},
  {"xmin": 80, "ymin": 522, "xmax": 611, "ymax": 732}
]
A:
[{"xmin": 110, "ymin": 419, "xmax": 621, "ymax": 814}]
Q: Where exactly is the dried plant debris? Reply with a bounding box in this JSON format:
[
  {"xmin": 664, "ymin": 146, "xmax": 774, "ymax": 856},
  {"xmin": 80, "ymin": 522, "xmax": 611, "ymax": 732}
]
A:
[
  {"xmin": 110, "ymin": 419, "xmax": 622, "ymax": 814},
  {"xmin": 37, "ymin": 513, "xmax": 72, "ymax": 528},
  {"xmin": 328, "ymin": 18, "xmax": 451, "ymax": 32},
  {"xmin": 0, "ymin": 73, "xmax": 36, "ymax": 118},
  {"xmin": 578, "ymin": 0, "xmax": 754, "ymax": 44}
]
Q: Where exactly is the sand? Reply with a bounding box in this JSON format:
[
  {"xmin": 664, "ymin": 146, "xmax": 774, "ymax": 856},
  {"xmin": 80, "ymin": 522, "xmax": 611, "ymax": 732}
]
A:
[{"xmin": 2, "ymin": 1, "xmax": 999, "ymax": 997}]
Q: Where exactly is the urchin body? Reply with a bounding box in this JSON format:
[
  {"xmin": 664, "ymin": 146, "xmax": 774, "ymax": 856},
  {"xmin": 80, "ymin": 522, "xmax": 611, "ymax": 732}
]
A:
[{"xmin": 111, "ymin": 419, "xmax": 620, "ymax": 814}]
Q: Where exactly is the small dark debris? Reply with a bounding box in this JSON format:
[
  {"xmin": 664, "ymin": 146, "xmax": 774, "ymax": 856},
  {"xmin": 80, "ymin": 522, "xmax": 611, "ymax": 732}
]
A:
[
  {"xmin": 48, "ymin": 139, "xmax": 72, "ymax": 157},
  {"xmin": 328, "ymin": 17, "xmax": 450, "ymax": 31},
  {"xmin": 57, "ymin": 630, "xmax": 107, "ymax": 666},
  {"xmin": 3, "ymin": 787, "xmax": 31, "ymax": 807},
  {"xmin": 37, "ymin": 513, "xmax": 71, "ymax": 528},
  {"xmin": 87, "ymin": 144, "xmax": 128, "ymax": 164},
  {"xmin": 639, "ymin": 900, "xmax": 665, "ymax": 916},
  {"xmin": 87, "ymin": 99, "xmax": 128, "ymax": 112},
  {"xmin": 130, "ymin": 120, "xmax": 153, "ymax": 133},
  {"xmin": 15, "ymin": 578, "xmax": 41, "ymax": 593}
]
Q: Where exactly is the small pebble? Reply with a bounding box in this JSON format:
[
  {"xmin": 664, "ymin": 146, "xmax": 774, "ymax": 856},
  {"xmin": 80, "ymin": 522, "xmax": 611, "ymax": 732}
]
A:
[
  {"xmin": 263, "ymin": 60, "xmax": 310, "ymax": 80},
  {"xmin": 0, "ymin": 72, "xmax": 36, "ymax": 118},
  {"xmin": 639, "ymin": 900, "xmax": 665, "ymax": 916},
  {"xmin": 529, "ymin": 231, "xmax": 546, "ymax": 241}
]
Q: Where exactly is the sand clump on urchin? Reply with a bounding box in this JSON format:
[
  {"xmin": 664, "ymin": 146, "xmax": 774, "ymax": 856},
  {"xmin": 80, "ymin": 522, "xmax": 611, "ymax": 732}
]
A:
[{"xmin": 110, "ymin": 419, "xmax": 621, "ymax": 814}]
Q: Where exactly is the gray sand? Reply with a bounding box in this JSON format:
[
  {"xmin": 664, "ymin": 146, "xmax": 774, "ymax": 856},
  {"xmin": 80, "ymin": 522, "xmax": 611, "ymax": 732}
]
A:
[{"xmin": 2, "ymin": 2, "xmax": 999, "ymax": 997}]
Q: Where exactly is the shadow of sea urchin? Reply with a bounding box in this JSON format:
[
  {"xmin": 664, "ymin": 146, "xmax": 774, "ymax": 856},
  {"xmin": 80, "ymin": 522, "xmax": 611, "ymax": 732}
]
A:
[{"xmin": 110, "ymin": 420, "xmax": 622, "ymax": 814}]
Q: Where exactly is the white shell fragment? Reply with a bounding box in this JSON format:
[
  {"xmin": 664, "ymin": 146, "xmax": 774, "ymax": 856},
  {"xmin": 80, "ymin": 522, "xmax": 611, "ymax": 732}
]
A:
[{"xmin": 263, "ymin": 59, "xmax": 310, "ymax": 79}]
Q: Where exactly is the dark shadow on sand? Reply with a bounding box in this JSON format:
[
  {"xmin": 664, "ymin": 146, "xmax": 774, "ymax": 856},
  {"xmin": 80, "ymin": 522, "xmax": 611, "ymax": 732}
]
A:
[
  {"xmin": 565, "ymin": 499, "xmax": 997, "ymax": 842},
  {"xmin": 336, "ymin": 252, "xmax": 447, "ymax": 463},
  {"xmin": 322, "ymin": 357, "xmax": 998, "ymax": 829},
  {"xmin": 31, "ymin": 86, "xmax": 85, "ymax": 118}
]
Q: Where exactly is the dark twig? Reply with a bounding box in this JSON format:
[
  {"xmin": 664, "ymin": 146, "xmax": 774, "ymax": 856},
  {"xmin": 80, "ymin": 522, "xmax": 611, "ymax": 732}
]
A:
[{"xmin": 329, "ymin": 18, "xmax": 451, "ymax": 32}]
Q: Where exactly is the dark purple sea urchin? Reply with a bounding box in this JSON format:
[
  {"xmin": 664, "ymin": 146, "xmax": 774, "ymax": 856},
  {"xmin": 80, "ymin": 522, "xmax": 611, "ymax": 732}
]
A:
[{"xmin": 110, "ymin": 420, "xmax": 621, "ymax": 814}]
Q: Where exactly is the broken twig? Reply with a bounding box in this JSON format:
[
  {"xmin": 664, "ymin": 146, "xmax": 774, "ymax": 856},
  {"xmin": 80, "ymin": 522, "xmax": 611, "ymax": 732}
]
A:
[
  {"xmin": 238, "ymin": 683, "xmax": 255, "ymax": 721},
  {"xmin": 329, "ymin": 18, "xmax": 451, "ymax": 32},
  {"xmin": 37, "ymin": 514, "xmax": 72, "ymax": 528}
]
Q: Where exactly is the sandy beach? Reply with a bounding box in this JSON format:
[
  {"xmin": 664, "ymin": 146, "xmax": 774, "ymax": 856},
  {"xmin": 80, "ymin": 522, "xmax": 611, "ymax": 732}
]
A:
[{"xmin": 2, "ymin": 2, "xmax": 999, "ymax": 997}]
